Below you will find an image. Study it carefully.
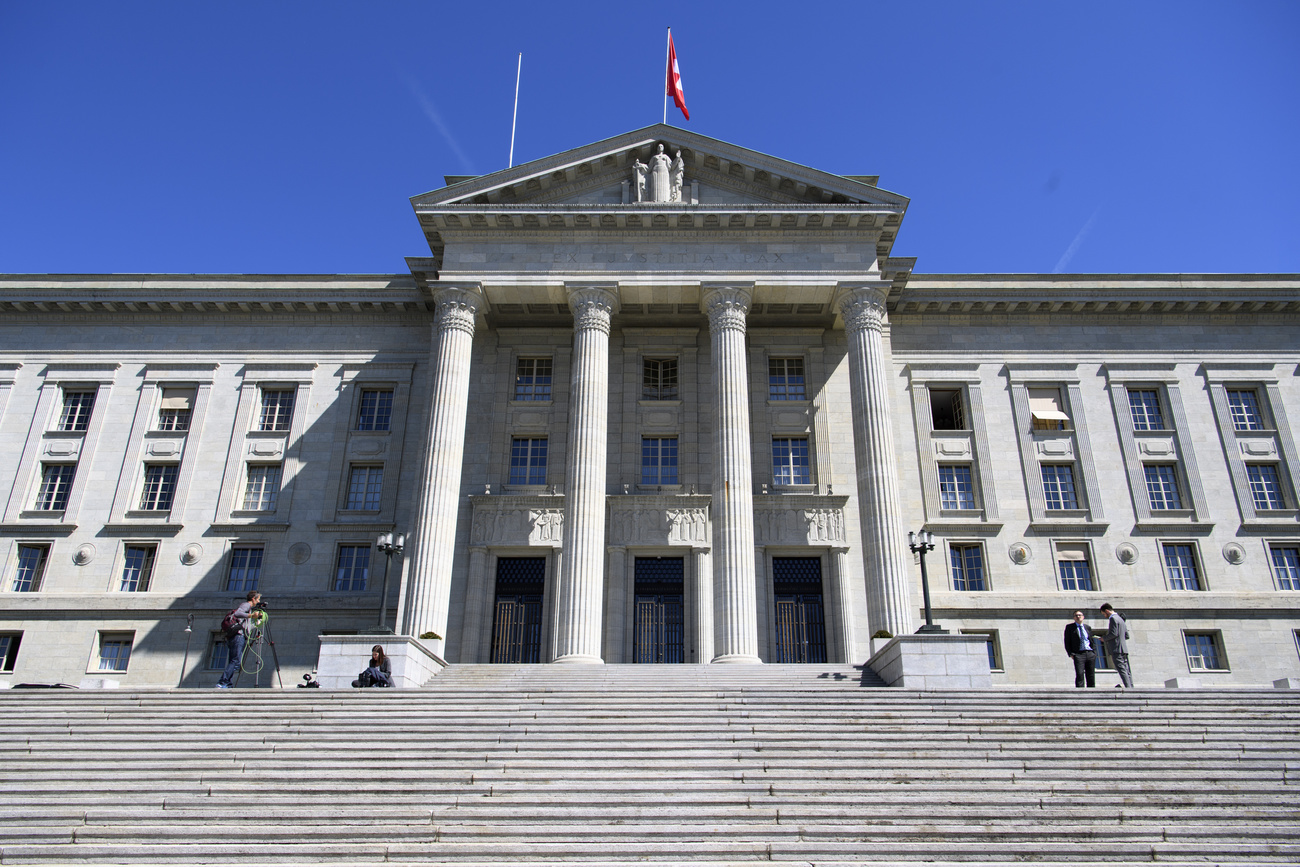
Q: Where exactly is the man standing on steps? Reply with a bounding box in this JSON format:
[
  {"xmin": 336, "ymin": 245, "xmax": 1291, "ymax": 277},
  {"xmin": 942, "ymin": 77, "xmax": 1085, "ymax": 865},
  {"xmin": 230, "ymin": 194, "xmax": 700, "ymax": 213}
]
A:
[
  {"xmin": 216, "ymin": 590, "xmax": 263, "ymax": 689},
  {"xmin": 1063, "ymin": 610, "xmax": 1096, "ymax": 688},
  {"xmin": 1098, "ymin": 603, "xmax": 1133, "ymax": 688}
]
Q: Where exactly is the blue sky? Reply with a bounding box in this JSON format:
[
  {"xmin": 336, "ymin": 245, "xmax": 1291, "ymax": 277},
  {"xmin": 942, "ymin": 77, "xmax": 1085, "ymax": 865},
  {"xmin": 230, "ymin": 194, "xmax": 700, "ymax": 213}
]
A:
[{"xmin": 1, "ymin": 2, "xmax": 1297, "ymax": 276}]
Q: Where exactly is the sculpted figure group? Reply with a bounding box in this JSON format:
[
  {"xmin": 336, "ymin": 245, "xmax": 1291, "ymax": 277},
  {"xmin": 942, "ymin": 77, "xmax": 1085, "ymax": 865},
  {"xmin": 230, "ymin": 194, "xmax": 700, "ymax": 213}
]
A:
[{"xmin": 633, "ymin": 144, "xmax": 686, "ymax": 203}]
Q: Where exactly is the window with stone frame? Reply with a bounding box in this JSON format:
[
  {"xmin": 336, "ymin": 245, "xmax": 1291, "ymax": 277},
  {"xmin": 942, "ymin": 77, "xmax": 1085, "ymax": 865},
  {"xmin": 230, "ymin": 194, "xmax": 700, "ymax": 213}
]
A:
[
  {"xmin": 960, "ymin": 629, "xmax": 1001, "ymax": 670},
  {"xmin": 34, "ymin": 464, "xmax": 76, "ymax": 511},
  {"xmin": 1040, "ymin": 464, "xmax": 1079, "ymax": 510},
  {"xmin": 242, "ymin": 464, "xmax": 281, "ymax": 511},
  {"xmin": 1055, "ymin": 543, "xmax": 1095, "ymax": 591},
  {"xmin": 1226, "ymin": 389, "xmax": 1266, "ymax": 431},
  {"xmin": 345, "ymin": 465, "xmax": 384, "ymax": 510},
  {"xmin": 118, "ymin": 545, "xmax": 156, "ymax": 592},
  {"xmin": 138, "ymin": 464, "xmax": 179, "ymax": 511},
  {"xmin": 949, "ymin": 543, "xmax": 987, "ymax": 591},
  {"xmin": 156, "ymin": 388, "xmax": 194, "ymax": 431},
  {"xmin": 11, "ymin": 544, "xmax": 49, "ymax": 592},
  {"xmin": 1162, "ymin": 543, "xmax": 1204, "ymax": 591},
  {"xmin": 772, "ymin": 437, "xmax": 811, "ymax": 486},
  {"xmin": 929, "ymin": 388, "xmax": 967, "ymax": 431},
  {"xmin": 1183, "ymin": 631, "xmax": 1227, "ymax": 670},
  {"xmin": 226, "ymin": 546, "xmax": 263, "ymax": 593},
  {"xmin": 257, "ymin": 388, "xmax": 295, "ymax": 432},
  {"xmin": 513, "ymin": 358, "xmax": 553, "ymax": 401},
  {"xmin": 96, "ymin": 633, "xmax": 133, "ymax": 672},
  {"xmin": 56, "ymin": 389, "xmax": 96, "ymax": 432},
  {"xmin": 1144, "ymin": 464, "xmax": 1184, "ymax": 511},
  {"xmin": 938, "ymin": 465, "xmax": 976, "ymax": 510},
  {"xmin": 1246, "ymin": 464, "xmax": 1286, "ymax": 510},
  {"xmin": 641, "ymin": 437, "xmax": 679, "ymax": 486},
  {"xmin": 333, "ymin": 544, "xmax": 370, "ymax": 591},
  {"xmin": 206, "ymin": 631, "xmax": 232, "ymax": 670},
  {"xmin": 1270, "ymin": 545, "xmax": 1300, "ymax": 591},
  {"xmin": 642, "ymin": 358, "xmax": 678, "ymax": 401},
  {"xmin": 509, "ymin": 438, "xmax": 548, "ymax": 486},
  {"xmin": 1127, "ymin": 388, "xmax": 1166, "ymax": 431},
  {"xmin": 355, "ymin": 389, "xmax": 393, "ymax": 431},
  {"xmin": 768, "ymin": 358, "xmax": 806, "ymax": 400},
  {"xmin": 1028, "ymin": 387, "xmax": 1070, "ymax": 431},
  {"xmin": 0, "ymin": 633, "xmax": 20, "ymax": 672}
]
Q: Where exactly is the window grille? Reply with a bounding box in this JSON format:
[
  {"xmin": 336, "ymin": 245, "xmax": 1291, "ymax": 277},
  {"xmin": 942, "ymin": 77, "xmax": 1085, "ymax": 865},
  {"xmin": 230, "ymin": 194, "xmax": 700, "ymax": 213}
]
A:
[
  {"xmin": 119, "ymin": 545, "xmax": 156, "ymax": 592},
  {"xmin": 139, "ymin": 464, "xmax": 179, "ymax": 511},
  {"xmin": 346, "ymin": 466, "xmax": 384, "ymax": 510},
  {"xmin": 938, "ymin": 465, "xmax": 975, "ymax": 509},
  {"xmin": 35, "ymin": 464, "xmax": 76, "ymax": 511},
  {"xmin": 1145, "ymin": 464, "xmax": 1183, "ymax": 510},
  {"xmin": 333, "ymin": 545, "xmax": 370, "ymax": 591},
  {"xmin": 1128, "ymin": 389, "xmax": 1165, "ymax": 431},
  {"xmin": 242, "ymin": 465, "xmax": 281, "ymax": 511},
  {"xmin": 1163, "ymin": 543, "xmax": 1203, "ymax": 591}
]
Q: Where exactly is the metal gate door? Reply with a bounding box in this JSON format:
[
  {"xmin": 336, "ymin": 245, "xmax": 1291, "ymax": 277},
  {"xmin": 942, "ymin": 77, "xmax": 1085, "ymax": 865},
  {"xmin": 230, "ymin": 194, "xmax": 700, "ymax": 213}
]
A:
[
  {"xmin": 772, "ymin": 557, "xmax": 827, "ymax": 664},
  {"xmin": 633, "ymin": 557, "xmax": 684, "ymax": 664},
  {"xmin": 490, "ymin": 557, "xmax": 546, "ymax": 664}
]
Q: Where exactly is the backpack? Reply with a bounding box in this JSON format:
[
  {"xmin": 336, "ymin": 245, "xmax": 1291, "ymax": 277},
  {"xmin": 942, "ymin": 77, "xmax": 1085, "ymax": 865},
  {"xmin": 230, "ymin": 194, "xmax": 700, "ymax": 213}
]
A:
[{"xmin": 220, "ymin": 607, "xmax": 241, "ymax": 636}]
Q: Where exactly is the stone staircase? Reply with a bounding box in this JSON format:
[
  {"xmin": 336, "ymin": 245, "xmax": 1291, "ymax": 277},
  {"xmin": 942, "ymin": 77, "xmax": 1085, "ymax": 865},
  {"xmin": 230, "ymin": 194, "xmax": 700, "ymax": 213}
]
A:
[{"xmin": 1, "ymin": 664, "xmax": 1298, "ymax": 865}]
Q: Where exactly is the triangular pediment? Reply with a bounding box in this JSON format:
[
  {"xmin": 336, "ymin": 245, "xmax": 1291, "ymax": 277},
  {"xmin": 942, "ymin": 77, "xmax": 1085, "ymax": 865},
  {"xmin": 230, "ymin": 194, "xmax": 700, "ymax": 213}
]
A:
[{"xmin": 411, "ymin": 124, "xmax": 907, "ymax": 210}]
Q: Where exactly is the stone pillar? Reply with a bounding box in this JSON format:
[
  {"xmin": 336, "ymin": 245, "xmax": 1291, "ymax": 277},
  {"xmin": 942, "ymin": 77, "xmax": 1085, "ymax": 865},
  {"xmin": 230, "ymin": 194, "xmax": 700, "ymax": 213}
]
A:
[
  {"xmin": 828, "ymin": 547, "xmax": 855, "ymax": 663},
  {"xmin": 402, "ymin": 286, "xmax": 482, "ymax": 650},
  {"xmin": 604, "ymin": 545, "xmax": 628, "ymax": 663},
  {"xmin": 703, "ymin": 285, "xmax": 761, "ymax": 663},
  {"xmin": 692, "ymin": 546, "xmax": 713, "ymax": 663},
  {"xmin": 837, "ymin": 282, "xmax": 914, "ymax": 637},
  {"xmin": 553, "ymin": 286, "xmax": 619, "ymax": 664},
  {"xmin": 457, "ymin": 546, "xmax": 490, "ymax": 663}
]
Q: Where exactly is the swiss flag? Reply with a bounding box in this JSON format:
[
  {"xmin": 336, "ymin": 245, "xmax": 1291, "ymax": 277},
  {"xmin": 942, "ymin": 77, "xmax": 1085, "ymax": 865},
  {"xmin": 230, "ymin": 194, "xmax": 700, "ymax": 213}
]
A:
[{"xmin": 666, "ymin": 32, "xmax": 689, "ymax": 121}]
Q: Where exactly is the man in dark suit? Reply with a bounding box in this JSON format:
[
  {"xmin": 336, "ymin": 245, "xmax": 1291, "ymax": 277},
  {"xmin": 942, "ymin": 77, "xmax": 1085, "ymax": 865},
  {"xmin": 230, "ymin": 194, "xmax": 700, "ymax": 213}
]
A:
[{"xmin": 1063, "ymin": 610, "xmax": 1096, "ymax": 687}]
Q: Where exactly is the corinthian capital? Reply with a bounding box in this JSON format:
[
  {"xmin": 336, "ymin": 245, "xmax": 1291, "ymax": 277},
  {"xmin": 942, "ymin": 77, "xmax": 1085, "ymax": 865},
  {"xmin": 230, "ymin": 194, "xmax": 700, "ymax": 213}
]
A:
[
  {"xmin": 701, "ymin": 285, "xmax": 752, "ymax": 335},
  {"xmin": 566, "ymin": 286, "xmax": 620, "ymax": 334},
  {"xmin": 836, "ymin": 282, "xmax": 890, "ymax": 336},
  {"xmin": 433, "ymin": 286, "xmax": 482, "ymax": 336}
]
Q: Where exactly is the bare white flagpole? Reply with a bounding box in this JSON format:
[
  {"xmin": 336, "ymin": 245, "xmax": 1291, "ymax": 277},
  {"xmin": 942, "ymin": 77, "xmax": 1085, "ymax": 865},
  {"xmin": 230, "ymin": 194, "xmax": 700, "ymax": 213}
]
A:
[
  {"xmin": 663, "ymin": 27, "xmax": 670, "ymax": 124},
  {"xmin": 508, "ymin": 52, "xmax": 522, "ymax": 168}
]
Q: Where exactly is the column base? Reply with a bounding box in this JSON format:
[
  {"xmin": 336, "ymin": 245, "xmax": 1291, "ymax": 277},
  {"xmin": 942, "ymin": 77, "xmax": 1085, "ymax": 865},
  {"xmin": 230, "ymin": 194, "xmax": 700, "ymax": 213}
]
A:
[
  {"xmin": 552, "ymin": 654, "xmax": 605, "ymax": 665},
  {"xmin": 711, "ymin": 653, "xmax": 763, "ymax": 665}
]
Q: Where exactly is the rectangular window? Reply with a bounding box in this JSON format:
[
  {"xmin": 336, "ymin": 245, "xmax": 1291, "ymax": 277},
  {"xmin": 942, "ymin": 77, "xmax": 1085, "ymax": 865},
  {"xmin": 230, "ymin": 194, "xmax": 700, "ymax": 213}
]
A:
[
  {"xmin": 11, "ymin": 545, "xmax": 49, "ymax": 592},
  {"xmin": 355, "ymin": 389, "xmax": 393, "ymax": 431},
  {"xmin": 768, "ymin": 358, "xmax": 806, "ymax": 401},
  {"xmin": 119, "ymin": 545, "xmax": 156, "ymax": 592},
  {"xmin": 138, "ymin": 464, "xmax": 179, "ymax": 511},
  {"xmin": 57, "ymin": 389, "xmax": 96, "ymax": 432},
  {"xmin": 333, "ymin": 544, "xmax": 370, "ymax": 591},
  {"xmin": 938, "ymin": 465, "xmax": 976, "ymax": 510},
  {"xmin": 1226, "ymin": 389, "xmax": 1265, "ymax": 431},
  {"xmin": 772, "ymin": 437, "xmax": 811, "ymax": 486},
  {"xmin": 226, "ymin": 546, "xmax": 263, "ymax": 592},
  {"xmin": 97, "ymin": 634, "xmax": 133, "ymax": 672},
  {"xmin": 1056, "ymin": 544, "xmax": 1094, "ymax": 591},
  {"xmin": 1145, "ymin": 464, "xmax": 1184, "ymax": 510},
  {"xmin": 346, "ymin": 465, "xmax": 384, "ymax": 510},
  {"xmin": 258, "ymin": 389, "xmax": 295, "ymax": 432},
  {"xmin": 1270, "ymin": 545, "xmax": 1300, "ymax": 591},
  {"xmin": 509, "ymin": 438, "xmax": 548, "ymax": 486},
  {"xmin": 950, "ymin": 544, "xmax": 986, "ymax": 591},
  {"xmin": 641, "ymin": 437, "xmax": 679, "ymax": 486},
  {"xmin": 206, "ymin": 633, "xmax": 231, "ymax": 670},
  {"xmin": 1247, "ymin": 464, "xmax": 1285, "ymax": 510},
  {"xmin": 642, "ymin": 358, "xmax": 678, "ymax": 401},
  {"xmin": 1163, "ymin": 543, "xmax": 1203, "ymax": 591},
  {"xmin": 34, "ymin": 464, "xmax": 76, "ymax": 511},
  {"xmin": 930, "ymin": 388, "xmax": 966, "ymax": 430},
  {"xmin": 242, "ymin": 464, "xmax": 281, "ymax": 511},
  {"xmin": 1184, "ymin": 632, "xmax": 1226, "ymax": 670},
  {"xmin": 1128, "ymin": 389, "xmax": 1165, "ymax": 431},
  {"xmin": 960, "ymin": 629, "xmax": 1000, "ymax": 670},
  {"xmin": 157, "ymin": 388, "xmax": 194, "ymax": 431},
  {"xmin": 513, "ymin": 359, "xmax": 552, "ymax": 401},
  {"xmin": 1028, "ymin": 387, "xmax": 1069, "ymax": 431},
  {"xmin": 1041, "ymin": 464, "xmax": 1078, "ymax": 510},
  {"xmin": 0, "ymin": 633, "xmax": 20, "ymax": 671}
]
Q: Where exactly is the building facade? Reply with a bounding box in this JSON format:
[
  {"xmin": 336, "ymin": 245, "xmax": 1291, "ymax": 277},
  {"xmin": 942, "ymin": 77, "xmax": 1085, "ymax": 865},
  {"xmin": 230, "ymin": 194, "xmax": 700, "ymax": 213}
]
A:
[{"xmin": 1, "ymin": 125, "xmax": 1298, "ymax": 686}]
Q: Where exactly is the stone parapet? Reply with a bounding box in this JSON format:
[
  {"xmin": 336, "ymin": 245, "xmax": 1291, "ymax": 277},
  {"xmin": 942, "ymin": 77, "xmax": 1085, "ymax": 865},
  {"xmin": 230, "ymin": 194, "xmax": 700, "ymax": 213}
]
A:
[
  {"xmin": 867, "ymin": 634, "xmax": 992, "ymax": 688},
  {"xmin": 314, "ymin": 635, "xmax": 445, "ymax": 689}
]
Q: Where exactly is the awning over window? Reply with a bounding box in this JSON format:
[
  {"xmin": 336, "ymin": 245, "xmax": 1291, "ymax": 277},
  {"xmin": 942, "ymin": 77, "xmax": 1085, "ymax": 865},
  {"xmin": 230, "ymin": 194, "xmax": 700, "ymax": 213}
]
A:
[
  {"xmin": 160, "ymin": 388, "xmax": 195, "ymax": 410},
  {"xmin": 1028, "ymin": 388, "xmax": 1070, "ymax": 424}
]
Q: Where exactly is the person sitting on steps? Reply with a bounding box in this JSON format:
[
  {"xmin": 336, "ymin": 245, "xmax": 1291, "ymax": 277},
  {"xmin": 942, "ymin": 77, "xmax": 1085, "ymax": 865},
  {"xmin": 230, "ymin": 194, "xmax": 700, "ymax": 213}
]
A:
[{"xmin": 352, "ymin": 644, "xmax": 392, "ymax": 688}]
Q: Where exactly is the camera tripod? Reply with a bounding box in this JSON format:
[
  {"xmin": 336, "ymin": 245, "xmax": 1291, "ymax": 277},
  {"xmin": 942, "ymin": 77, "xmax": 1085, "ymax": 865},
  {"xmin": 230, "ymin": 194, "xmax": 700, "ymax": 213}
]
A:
[{"xmin": 230, "ymin": 611, "xmax": 284, "ymax": 689}]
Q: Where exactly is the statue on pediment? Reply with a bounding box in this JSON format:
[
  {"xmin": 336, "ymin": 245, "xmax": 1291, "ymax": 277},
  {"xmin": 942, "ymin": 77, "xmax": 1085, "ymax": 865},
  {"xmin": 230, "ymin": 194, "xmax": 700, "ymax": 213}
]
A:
[
  {"xmin": 671, "ymin": 150, "xmax": 685, "ymax": 202},
  {"xmin": 632, "ymin": 158, "xmax": 649, "ymax": 203},
  {"xmin": 649, "ymin": 144, "xmax": 672, "ymax": 202},
  {"xmin": 632, "ymin": 144, "xmax": 686, "ymax": 204}
]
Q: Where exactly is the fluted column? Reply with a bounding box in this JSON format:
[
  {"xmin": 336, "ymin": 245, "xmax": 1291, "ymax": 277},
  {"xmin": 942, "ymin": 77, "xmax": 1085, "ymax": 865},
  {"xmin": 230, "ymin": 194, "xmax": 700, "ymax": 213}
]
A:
[
  {"xmin": 829, "ymin": 547, "xmax": 855, "ymax": 663},
  {"xmin": 402, "ymin": 286, "xmax": 482, "ymax": 650},
  {"xmin": 553, "ymin": 286, "xmax": 619, "ymax": 664},
  {"xmin": 692, "ymin": 546, "xmax": 713, "ymax": 663},
  {"xmin": 703, "ymin": 285, "xmax": 761, "ymax": 663},
  {"xmin": 837, "ymin": 282, "xmax": 914, "ymax": 636}
]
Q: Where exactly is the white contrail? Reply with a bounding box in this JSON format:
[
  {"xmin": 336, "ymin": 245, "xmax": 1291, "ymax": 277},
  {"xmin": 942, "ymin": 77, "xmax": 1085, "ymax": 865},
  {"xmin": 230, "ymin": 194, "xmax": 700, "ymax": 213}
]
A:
[
  {"xmin": 403, "ymin": 76, "xmax": 475, "ymax": 173},
  {"xmin": 1053, "ymin": 206, "xmax": 1101, "ymax": 273}
]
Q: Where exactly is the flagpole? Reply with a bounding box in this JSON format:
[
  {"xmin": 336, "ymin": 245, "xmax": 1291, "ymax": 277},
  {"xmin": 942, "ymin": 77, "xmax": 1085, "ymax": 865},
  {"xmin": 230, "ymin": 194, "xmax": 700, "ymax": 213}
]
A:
[
  {"xmin": 663, "ymin": 27, "xmax": 670, "ymax": 124},
  {"xmin": 508, "ymin": 52, "xmax": 522, "ymax": 168}
]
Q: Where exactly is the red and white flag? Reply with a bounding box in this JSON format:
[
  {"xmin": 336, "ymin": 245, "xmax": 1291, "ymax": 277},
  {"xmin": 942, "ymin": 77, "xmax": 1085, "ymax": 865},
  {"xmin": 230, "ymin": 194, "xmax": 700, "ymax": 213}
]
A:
[{"xmin": 666, "ymin": 31, "xmax": 689, "ymax": 121}]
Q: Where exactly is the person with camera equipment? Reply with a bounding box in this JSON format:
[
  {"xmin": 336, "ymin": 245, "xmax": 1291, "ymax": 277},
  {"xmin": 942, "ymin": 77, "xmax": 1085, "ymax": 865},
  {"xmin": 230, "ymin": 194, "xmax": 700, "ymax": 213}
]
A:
[
  {"xmin": 216, "ymin": 590, "xmax": 265, "ymax": 688},
  {"xmin": 352, "ymin": 644, "xmax": 392, "ymax": 688}
]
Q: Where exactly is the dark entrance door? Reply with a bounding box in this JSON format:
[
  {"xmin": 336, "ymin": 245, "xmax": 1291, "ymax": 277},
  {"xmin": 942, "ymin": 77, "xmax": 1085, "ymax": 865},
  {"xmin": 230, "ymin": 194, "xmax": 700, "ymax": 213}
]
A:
[
  {"xmin": 633, "ymin": 557, "xmax": 684, "ymax": 664},
  {"xmin": 772, "ymin": 557, "xmax": 827, "ymax": 664},
  {"xmin": 490, "ymin": 557, "xmax": 546, "ymax": 664}
]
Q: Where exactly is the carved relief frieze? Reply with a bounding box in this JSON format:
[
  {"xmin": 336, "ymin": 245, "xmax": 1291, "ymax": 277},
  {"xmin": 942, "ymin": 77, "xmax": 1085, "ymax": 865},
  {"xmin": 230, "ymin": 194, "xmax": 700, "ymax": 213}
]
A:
[
  {"xmin": 753, "ymin": 495, "xmax": 849, "ymax": 546},
  {"xmin": 608, "ymin": 495, "xmax": 710, "ymax": 546},
  {"xmin": 469, "ymin": 495, "xmax": 564, "ymax": 547}
]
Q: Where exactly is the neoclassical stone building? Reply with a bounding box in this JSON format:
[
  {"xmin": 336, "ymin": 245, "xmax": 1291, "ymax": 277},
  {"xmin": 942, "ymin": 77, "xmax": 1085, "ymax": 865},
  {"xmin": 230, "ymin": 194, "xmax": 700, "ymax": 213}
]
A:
[{"xmin": 1, "ymin": 125, "xmax": 1298, "ymax": 686}]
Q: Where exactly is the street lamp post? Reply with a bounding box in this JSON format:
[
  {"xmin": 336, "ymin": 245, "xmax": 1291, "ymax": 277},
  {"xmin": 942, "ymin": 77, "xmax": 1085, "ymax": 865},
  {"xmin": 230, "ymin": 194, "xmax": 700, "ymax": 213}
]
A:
[
  {"xmin": 374, "ymin": 532, "xmax": 405, "ymax": 634},
  {"xmin": 908, "ymin": 530, "xmax": 948, "ymax": 634}
]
